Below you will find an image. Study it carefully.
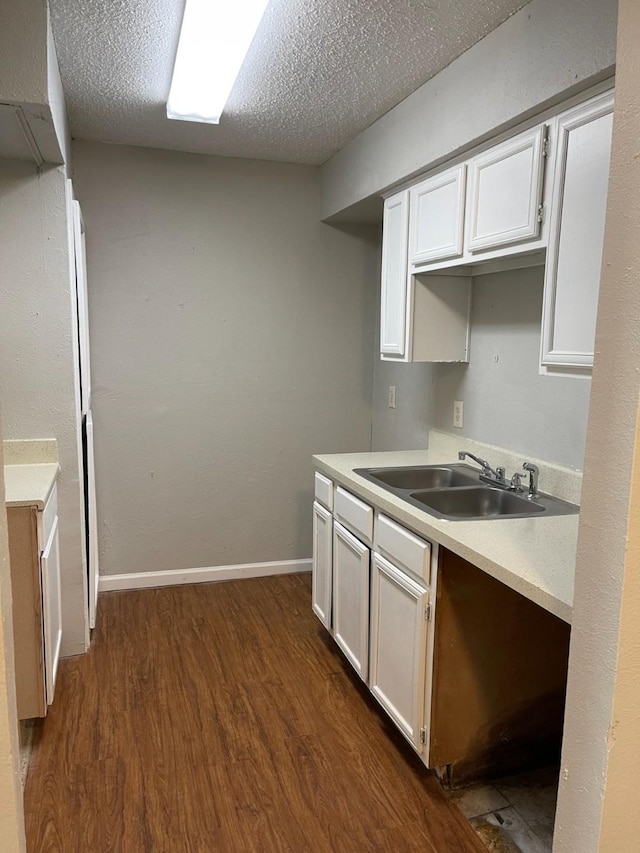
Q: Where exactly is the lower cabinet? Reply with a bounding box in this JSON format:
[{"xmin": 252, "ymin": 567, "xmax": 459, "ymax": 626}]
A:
[
  {"xmin": 430, "ymin": 548, "xmax": 570, "ymax": 786},
  {"xmin": 311, "ymin": 475, "xmax": 571, "ymax": 786},
  {"xmin": 369, "ymin": 552, "xmax": 429, "ymax": 752},
  {"xmin": 8, "ymin": 484, "xmax": 62, "ymax": 718},
  {"xmin": 41, "ymin": 515, "xmax": 62, "ymax": 706},
  {"xmin": 311, "ymin": 500, "xmax": 333, "ymax": 630},
  {"xmin": 332, "ymin": 521, "xmax": 370, "ymax": 682}
]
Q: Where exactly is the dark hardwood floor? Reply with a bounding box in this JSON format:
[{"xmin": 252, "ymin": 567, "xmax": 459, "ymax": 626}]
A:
[{"xmin": 24, "ymin": 573, "xmax": 486, "ymax": 852}]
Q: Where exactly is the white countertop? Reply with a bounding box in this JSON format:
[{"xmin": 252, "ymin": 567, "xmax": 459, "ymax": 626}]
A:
[
  {"xmin": 4, "ymin": 463, "xmax": 59, "ymax": 509},
  {"xmin": 314, "ymin": 448, "xmax": 579, "ymax": 624}
]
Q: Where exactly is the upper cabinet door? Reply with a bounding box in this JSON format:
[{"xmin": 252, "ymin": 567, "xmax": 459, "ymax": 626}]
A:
[
  {"xmin": 466, "ymin": 125, "xmax": 547, "ymax": 253},
  {"xmin": 380, "ymin": 190, "xmax": 409, "ymax": 358},
  {"xmin": 72, "ymin": 198, "xmax": 91, "ymax": 413},
  {"xmin": 541, "ymin": 91, "xmax": 614, "ymax": 370},
  {"xmin": 409, "ymin": 165, "xmax": 466, "ymax": 266}
]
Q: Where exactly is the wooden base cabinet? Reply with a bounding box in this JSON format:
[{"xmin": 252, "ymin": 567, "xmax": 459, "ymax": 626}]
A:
[
  {"xmin": 429, "ymin": 548, "xmax": 570, "ymax": 786},
  {"xmin": 8, "ymin": 484, "xmax": 62, "ymax": 719}
]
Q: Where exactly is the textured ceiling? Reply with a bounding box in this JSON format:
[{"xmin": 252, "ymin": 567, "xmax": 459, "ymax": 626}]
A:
[{"xmin": 50, "ymin": 0, "xmax": 529, "ymax": 166}]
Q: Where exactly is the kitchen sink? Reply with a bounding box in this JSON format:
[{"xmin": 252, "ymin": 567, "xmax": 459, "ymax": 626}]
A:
[
  {"xmin": 409, "ymin": 486, "xmax": 545, "ymax": 519},
  {"xmin": 354, "ymin": 463, "xmax": 579, "ymax": 521},
  {"xmin": 356, "ymin": 464, "xmax": 480, "ymax": 490}
]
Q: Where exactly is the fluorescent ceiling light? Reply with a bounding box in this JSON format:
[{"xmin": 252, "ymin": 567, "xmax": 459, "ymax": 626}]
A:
[{"xmin": 167, "ymin": 0, "xmax": 270, "ymax": 125}]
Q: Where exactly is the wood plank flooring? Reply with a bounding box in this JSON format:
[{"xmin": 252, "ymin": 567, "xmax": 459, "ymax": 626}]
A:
[{"xmin": 24, "ymin": 573, "xmax": 487, "ymax": 852}]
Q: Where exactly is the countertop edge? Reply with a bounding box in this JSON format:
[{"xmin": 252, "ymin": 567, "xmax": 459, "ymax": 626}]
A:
[
  {"xmin": 4, "ymin": 463, "xmax": 60, "ymax": 510},
  {"xmin": 313, "ymin": 451, "xmax": 575, "ymax": 625}
]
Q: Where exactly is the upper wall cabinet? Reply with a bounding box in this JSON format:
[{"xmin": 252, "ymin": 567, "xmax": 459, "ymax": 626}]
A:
[
  {"xmin": 381, "ymin": 190, "xmax": 471, "ymax": 364},
  {"xmin": 0, "ymin": 105, "xmax": 43, "ymax": 164},
  {"xmin": 466, "ymin": 125, "xmax": 547, "ymax": 253},
  {"xmin": 409, "ymin": 165, "xmax": 466, "ymax": 265},
  {"xmin": 380, "ymin": 185, "xmax": 471, "ymax": 362},
  {"xmin": 404, "ymin": 121, "xmax": 550, "ymax": 277},
  {"xmin": 378, "ymin": 85, "xmax": 613, "ymax": 369},
  {"xmin": 540, "ymin": 90, "xmax": 614, "ymax": 372},
  {"xmin": 380, "ymin": 190, "xmax": 410, "ymax": 358}
]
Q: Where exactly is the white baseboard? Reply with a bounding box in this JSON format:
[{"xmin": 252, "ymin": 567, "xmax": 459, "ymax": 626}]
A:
[{"xmin": 98, "ymin": 558, "xmax": 312, "ymax": 593}]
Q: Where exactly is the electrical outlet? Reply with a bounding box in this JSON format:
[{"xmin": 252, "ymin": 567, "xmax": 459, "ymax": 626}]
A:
[
  {"xmin": 453, "ymin": 400, "xmax": 464, "ymax": 428},
  {"xmin": 388, "ymin": 385, "xmax": 396, "ymax": 409}
]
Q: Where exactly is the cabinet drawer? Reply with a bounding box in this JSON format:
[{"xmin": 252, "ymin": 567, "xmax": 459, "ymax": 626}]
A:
[
  {"xmin": 314, "ymin": 472, "xmax": 333, "ymax": 511},
  {"xmin": 39, "ymin": 483, "xmax": 58, "ymax": 551},
  {"xmin": 375, "ymin": 514, "xmax": 432, "ymax": 584},
  {"xmin": 334, "ymin": 486, "xmax": 373, "ymax": 545}
]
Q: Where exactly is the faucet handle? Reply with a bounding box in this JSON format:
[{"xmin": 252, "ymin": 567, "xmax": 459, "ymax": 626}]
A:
[{"xmin": 522, "ymin": 462, "xmax": 539, "ymax": 497}]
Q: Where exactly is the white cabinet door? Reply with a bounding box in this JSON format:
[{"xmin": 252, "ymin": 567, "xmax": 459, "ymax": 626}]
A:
[
  {"xmin": 332, "ymin": 521, "xmax": 370, "ymax": 682},
  {"xmin": 380, "ymin": 190, "xmax": 410, "ymax": 358},
  {"xmin": 72, "ymin": 200, "xmax": 91, "ymax": 414},
  {"xmin": 369, "ymin": 553, "xmax": 429, "ymax": 752},
  {"xmin": 409, "ymin": 165, "xmax": 466, "ymax": 265},
  {"xmin": 86, "ymin": 410, "xmax": 99, "ymax": 629},
  {"xmin": 467, "ymin": 125, "xmax": 546, "ymax": 252},
  {"xmin": 541, "ymin": 91, "xmax": 614, "ymax": 369},
  {"xmin": 41, "ymin": 515, "xmax": 62, "ymax": 706},
  {"xmin": 312, "ymin": 501, "xmax": 333, "ymax": 631}
]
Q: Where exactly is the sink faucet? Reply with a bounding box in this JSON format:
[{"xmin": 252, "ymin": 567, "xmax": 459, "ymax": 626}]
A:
[
  {"xmin": 509, "ymin": 472, "xmax": 524, "ymax": 491},
  {"xmin": 458, "ymin": 451, "xmax": 506, "ymax": 486},
  {"xmin": 523, "ymin": 462, "xmax": 539, "ymax": 498}
]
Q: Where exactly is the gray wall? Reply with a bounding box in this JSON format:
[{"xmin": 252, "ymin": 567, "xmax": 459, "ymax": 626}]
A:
[
  {"xmin": 0, "ymin": 161, "xmax": 87, "ymax": 655},
  {"xmin": 372, "ymin": 360, "xmax": 434, "ymax": 451},
  {"xmin": 0, "ymin": 0, "xmax": 47, "ymax": 104},
  {"xmin": 72, "ymin": 141, "xmax": 377, "ymax": 577},
  {"xmin": 373, "ymin": 266, "xmax": 591, "ymax": 470},
  {"xmin": 321, "ymin": 0, "xmax": 617, "ymax": 220}
]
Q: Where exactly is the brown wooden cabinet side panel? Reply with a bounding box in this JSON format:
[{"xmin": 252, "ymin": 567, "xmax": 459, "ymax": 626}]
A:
[
  {"xmin": 8, "ymin": 506, "xmax": 46, "ymax": 718},
  {"xmin": 430, "ymin": 549, "xmax": 570, "ymax": 786}
]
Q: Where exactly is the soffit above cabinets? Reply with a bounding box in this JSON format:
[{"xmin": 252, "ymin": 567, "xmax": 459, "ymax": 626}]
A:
[
  {"xmin": 49, "ymin": 0, "xmax": 530, "ymax": 165},
  {"xmin": 0, "ymin": 105, "xmax": 44, "ymax": 165}
]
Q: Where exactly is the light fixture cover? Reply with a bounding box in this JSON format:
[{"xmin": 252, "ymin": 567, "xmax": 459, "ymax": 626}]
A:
[{"xmin": 167, "ymin": 0, "xmax": 270, "ymax": 125}]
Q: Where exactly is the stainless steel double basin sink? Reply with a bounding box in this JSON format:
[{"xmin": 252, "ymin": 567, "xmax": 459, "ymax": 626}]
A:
[{"xmin": 353, "ymin": 464, "xmax": 579, "ymax": 521}]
